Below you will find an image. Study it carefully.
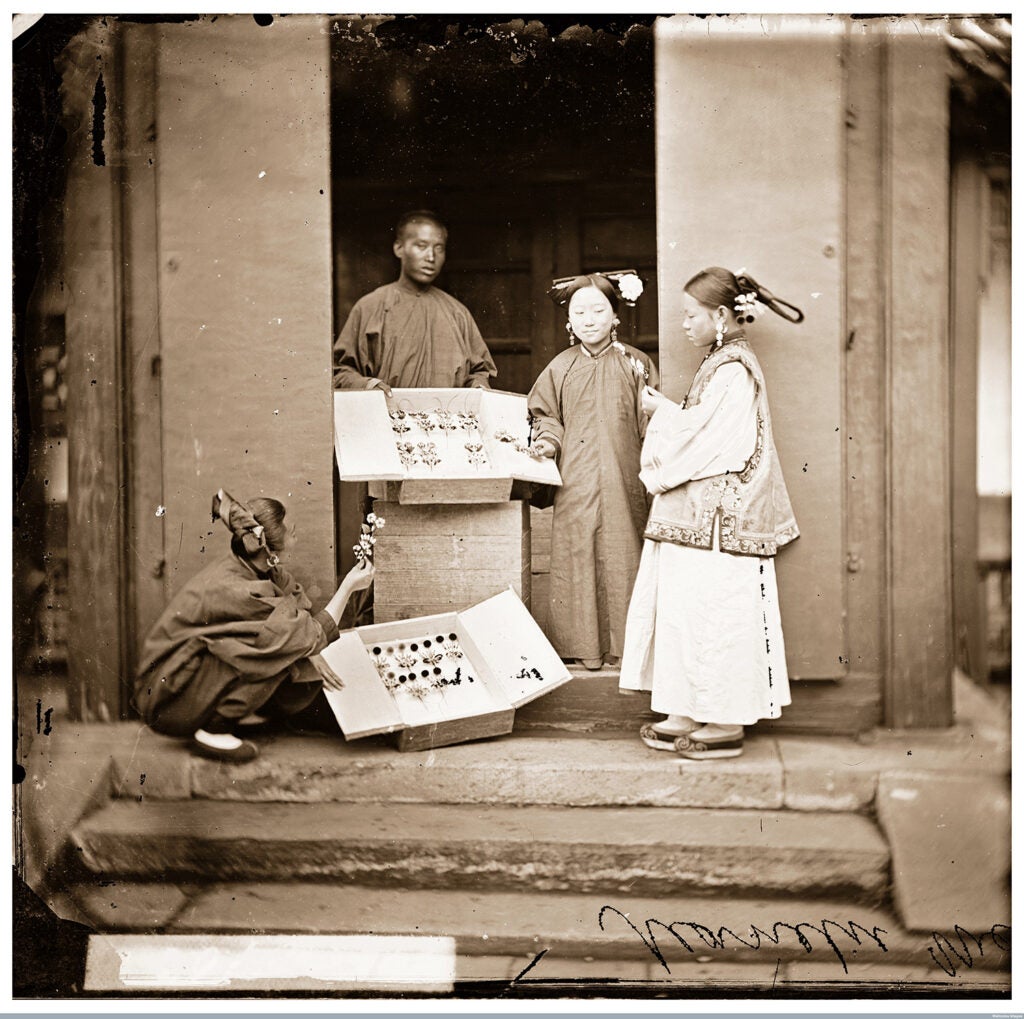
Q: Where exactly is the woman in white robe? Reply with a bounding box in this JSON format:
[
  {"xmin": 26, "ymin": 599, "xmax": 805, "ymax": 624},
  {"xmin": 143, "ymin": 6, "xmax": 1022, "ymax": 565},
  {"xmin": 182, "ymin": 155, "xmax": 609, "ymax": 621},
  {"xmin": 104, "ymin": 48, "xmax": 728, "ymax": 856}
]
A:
[{"xmin": 619, "ymin": 267, "xmax": 804, "ymax": 759}]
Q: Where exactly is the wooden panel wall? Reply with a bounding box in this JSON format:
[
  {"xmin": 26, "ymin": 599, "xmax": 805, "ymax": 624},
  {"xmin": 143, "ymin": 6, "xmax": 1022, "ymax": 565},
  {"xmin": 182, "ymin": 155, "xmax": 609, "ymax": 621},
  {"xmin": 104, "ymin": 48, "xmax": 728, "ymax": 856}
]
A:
[
  {"xmin": 155, "ymin": 15, "xmax": 336, "ymax": 603},
  {"xmin": 654, "ymin": 15, "xmax": 846, "ymax": 682},
  {"xmin": 840, "ymin": 25, "xmax": 888, "ymax": 724},
  {"xmin": 950, "ymin": 161, "xmax": 984, "ymax": 682},
  {"xmin": 118, "ymin": 23, "xmax": 167, "ymax": 661},
  {"xmin": 883, "ymin": 27, "xmax": 954, "ymax": 726},
  {"xmin": 63, "ymin": 20, "xmax": 127, "ymax": 720}
]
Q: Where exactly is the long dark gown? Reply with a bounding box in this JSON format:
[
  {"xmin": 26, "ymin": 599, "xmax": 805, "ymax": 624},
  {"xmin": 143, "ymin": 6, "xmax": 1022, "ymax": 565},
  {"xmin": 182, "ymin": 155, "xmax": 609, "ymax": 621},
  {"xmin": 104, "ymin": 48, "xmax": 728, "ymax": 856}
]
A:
[
  {"xmin": 528, "ymin": 341, "xmax": 659, "ymax": 661},
  {"xmin": 332, "ymin": 278, "xmax": 496, "ymax": 390}
]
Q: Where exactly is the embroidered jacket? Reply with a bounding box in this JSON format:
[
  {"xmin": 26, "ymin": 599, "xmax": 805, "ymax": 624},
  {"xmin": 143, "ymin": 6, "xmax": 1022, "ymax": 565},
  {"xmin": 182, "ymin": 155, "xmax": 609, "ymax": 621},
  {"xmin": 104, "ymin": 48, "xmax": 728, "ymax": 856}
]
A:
[{"xmin": 643, "ymin": 340, "xmax": 799, "ymax": 557}]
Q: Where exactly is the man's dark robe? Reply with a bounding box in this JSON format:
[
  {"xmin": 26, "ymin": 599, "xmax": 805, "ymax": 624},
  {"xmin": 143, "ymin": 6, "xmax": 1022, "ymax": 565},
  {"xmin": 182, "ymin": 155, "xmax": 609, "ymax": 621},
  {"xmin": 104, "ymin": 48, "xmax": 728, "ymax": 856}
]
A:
[{"xmin": 333, "ymin": 279, "xmax": 496, "ymax": 390}]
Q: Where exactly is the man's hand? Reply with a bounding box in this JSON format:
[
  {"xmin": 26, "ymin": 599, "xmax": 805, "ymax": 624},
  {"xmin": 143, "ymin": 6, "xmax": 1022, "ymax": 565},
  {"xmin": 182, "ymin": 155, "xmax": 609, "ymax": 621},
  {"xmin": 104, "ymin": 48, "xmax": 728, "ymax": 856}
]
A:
[
  {"xmin": 367, "ymin": 378, "xmax": 393, "ymax": 397},
  {"xmin": 531, "ymin": 438, "xmax": 558, "ymax": 459}
]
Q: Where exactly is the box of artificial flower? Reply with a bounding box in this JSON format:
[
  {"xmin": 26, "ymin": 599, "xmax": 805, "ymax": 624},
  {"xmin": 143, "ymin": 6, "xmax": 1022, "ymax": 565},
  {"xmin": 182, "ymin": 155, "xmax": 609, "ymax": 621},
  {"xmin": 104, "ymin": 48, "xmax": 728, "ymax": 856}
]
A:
[
  {"xmin": 317, "ymin": 587, "xmax": 571, "ymax": 751},
  {"xmin": 333, "ymin": 387, "xmax": 562, "ymax": 503}
]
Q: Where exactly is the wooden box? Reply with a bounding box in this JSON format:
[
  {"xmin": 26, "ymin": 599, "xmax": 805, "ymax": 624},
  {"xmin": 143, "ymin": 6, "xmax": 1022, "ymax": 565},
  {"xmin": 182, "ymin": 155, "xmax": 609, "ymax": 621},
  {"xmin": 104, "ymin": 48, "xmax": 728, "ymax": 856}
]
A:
[
  {"xmin": 318, "ymin": 589, "xmax": 572, "ymax": 751},
  {"xmin": 371, "ymin": 500, "xmax": 530, "ymax": 622},
  {"xmin": 334, "ymin": 388, "xmax": 561, "ymax": 504}
]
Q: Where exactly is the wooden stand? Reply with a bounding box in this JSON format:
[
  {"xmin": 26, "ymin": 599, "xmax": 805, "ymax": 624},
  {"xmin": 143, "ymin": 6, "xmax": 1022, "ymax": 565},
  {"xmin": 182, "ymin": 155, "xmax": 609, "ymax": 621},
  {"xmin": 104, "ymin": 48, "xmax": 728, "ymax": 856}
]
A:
[{"xmin": 371, "ymin": 500, "xmax": 531, "ymax": 622}]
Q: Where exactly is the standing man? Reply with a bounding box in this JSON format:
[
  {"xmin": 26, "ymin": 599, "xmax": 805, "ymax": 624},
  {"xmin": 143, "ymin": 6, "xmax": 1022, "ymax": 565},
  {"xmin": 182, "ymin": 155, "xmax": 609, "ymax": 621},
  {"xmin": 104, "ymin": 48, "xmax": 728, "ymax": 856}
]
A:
[{"xmin": 333, "ymin": 210, "xmax": 497, "ymax": 393}]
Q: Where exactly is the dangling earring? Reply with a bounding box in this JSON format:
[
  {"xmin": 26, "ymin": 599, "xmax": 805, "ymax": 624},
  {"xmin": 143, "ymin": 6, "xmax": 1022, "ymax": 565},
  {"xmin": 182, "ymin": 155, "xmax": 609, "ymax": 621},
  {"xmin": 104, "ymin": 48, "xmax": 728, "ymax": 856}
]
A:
[
  {"xmin": 565, "ymin": 320, "xmax": 575, "ymax": 345},
  {"xmin": 714, "ymin": 314, "xmax": 725, "ymax": 346},
  {"xmin": 611, "ymin": 318, "xmax": 620, "ymax": 344}
]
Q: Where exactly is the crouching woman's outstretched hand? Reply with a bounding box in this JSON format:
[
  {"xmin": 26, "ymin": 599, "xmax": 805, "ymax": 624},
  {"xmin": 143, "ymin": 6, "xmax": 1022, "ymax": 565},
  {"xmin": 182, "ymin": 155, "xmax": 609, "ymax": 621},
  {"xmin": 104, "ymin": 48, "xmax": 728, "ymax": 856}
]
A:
[
  {"xmin": 323, "ymin": 559, "xmax": 376, "ymax": 625},
  {"xmin": 312, "ymin": 560, "xmax": 376, "ymax": 691}
]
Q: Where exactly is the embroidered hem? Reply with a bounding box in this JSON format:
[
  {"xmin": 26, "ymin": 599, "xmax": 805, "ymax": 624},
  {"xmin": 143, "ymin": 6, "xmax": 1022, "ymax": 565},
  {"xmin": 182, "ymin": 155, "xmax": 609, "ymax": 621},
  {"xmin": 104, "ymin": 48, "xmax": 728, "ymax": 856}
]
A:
[{"xmin": 644, "ymin": 516, "xmax": 800, "ymax": 557}]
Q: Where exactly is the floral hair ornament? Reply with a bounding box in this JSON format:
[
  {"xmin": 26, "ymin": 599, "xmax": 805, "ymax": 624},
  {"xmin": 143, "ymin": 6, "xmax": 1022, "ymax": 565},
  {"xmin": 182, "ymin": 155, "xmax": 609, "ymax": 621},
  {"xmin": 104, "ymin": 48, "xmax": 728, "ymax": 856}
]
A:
[
  {"xmin": 734, "ymin": 291, "xmax": 763, "ymax": 324},
  {"xmin": 734, "ymin": 268, "xmax": 805, "ymax": 324},
  {"xmin": 731, "ymin": 267, "xmax": 763, "ymax": 325},
  {"xmin": 547, "ymin": 269, "xmax": 646, "ymax": 308},
  {"xmin": 211, "ymin": 488, "xmax": 278, "ymax": 565},
  {"xmin": 601, "ymin": 270, "xmax": 645, "ymax": 307}
]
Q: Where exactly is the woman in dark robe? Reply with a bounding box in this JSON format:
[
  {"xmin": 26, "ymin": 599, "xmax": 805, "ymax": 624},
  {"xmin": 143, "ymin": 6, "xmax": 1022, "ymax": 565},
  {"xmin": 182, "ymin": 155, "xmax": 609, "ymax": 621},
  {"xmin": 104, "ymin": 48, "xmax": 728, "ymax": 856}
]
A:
[
  {"xmin": 528, "ymin": 271, "xmax": 658, "ymax": 668},
  {"xmin": 133, "ymin": 489, "xmax": 374, "ymax": 761}
]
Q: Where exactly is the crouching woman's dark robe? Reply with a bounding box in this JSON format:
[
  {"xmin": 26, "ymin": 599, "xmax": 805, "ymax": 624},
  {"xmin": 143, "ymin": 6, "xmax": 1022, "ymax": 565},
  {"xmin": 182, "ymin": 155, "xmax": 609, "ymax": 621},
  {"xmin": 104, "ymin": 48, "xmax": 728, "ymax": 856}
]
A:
[{"xmin": 134, "ymin": 553, "xmax": 340, "ymax": 736}]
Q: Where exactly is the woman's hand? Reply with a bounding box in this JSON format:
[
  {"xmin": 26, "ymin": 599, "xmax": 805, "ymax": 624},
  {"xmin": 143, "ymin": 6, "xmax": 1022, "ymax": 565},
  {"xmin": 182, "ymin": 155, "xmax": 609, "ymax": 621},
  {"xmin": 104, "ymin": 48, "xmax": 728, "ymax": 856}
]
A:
[
  {"xmin": 310, "ymin": 654, "xmax": 345, "ymax": 691},
  {"xmin": 324, "ymin": 559, "xmax": 376, "ymax": 625},
  {"xmin": 343, "ymin": 559, "xmax": 376, "ymax": 593},
  {"xmin": 641, "ymin": 385, "xmax": 670, "ymax": 416},
  {"xmin": 531, "ymin": 438, "xmax": 558, "ymax": 459}
]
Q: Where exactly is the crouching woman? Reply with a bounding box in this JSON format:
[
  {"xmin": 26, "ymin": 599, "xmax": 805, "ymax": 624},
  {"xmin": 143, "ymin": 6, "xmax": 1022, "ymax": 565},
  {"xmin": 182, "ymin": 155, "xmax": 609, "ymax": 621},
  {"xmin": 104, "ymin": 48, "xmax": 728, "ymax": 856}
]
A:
[{"xmin": 133, "ymin": 490, "xmax": 374, "ymax": 762}]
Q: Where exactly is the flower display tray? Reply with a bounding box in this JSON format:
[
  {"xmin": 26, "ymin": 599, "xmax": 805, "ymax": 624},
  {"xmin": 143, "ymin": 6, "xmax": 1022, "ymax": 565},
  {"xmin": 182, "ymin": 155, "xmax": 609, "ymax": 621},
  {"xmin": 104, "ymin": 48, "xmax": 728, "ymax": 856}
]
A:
[
  {"xmin": 318, "ymin": 588, "xmax": 571, "ymax": 751},
  {"xmin": 334, "ymin": 388, "xmax": 562, "ymax": 504}
]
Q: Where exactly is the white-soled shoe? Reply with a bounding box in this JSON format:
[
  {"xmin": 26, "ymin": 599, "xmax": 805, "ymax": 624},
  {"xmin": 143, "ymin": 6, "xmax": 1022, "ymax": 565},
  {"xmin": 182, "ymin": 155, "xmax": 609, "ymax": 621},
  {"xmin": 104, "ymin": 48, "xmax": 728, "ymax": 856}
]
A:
[
  {"xmin": 674, "ymin": 724, "xmax": 744, "ymax": 760},
  {"xmin": 640, "ymin": 716, "xmax": 701, "ymax": 751},
  {"xmin": 191, "ymin": 729, "xmax": 259, "ymax": 763}
]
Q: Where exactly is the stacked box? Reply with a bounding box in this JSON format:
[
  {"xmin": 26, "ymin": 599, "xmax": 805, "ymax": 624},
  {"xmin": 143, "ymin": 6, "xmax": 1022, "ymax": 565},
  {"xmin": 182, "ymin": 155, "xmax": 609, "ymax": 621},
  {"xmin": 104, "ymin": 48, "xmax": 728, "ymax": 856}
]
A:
[
  {"xmin": 371, "ymin": 501, "xmax": 530, "ymax": 622},
  {"xmin": 334, "ymin": 388, "xmax": 561, "ymax": 503},
  {"xmin": 335, "ymin": 387, "xmax": 557, "ymax": 625}
]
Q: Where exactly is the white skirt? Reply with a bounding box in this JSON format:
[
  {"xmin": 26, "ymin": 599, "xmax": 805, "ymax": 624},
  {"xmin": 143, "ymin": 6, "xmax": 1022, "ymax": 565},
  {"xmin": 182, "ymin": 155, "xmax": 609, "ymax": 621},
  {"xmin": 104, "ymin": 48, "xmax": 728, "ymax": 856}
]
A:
[{"xmin": 619, "ymin": 533, "xmax": 791, "ymax": 726}]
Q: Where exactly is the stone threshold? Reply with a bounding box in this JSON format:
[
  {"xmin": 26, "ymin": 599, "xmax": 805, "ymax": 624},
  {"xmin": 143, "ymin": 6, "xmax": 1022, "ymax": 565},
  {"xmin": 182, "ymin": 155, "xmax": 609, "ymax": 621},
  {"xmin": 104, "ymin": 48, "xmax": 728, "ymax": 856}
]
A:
[{"xmin": 103, "ymin": 722, "xmax": 1009, "ymax": 816}]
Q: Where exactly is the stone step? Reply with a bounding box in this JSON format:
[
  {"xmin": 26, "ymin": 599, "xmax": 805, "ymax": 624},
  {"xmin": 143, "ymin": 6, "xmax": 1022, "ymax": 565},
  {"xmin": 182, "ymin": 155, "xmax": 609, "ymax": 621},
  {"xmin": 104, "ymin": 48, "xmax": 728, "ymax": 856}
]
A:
[
  {"xmin": 113, "ymin": 730, "xmax": 790, "ymax": 810},
  {"xmin": 71, "ymin": 800, "xmax": 890, "ymax": 901},
  {"xmin": 110, "ymin": 723, "xmax": 1007, "ymax": 815},
  {"xmin": 518, "ymin": 668, "xmax": 655, "ymax": 732},
  {"xmin": 65, "ymin": 879, "xmax": 1009, "ymax": 981}
]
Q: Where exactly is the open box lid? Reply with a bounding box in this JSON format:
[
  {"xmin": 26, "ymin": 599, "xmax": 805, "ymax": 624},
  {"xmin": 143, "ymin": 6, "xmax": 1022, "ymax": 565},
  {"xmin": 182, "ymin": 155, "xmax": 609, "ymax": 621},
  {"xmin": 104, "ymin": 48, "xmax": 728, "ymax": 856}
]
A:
[
  {"xmin": 459, "ymin": 588, "xmax": 572, "ymax": 708},
  {"xmin": 317, "ymin": 630, "xmax": 406, "ymax": 738},
  {"xmin": 317, "ymin": 589, "xmax": 571, "ymax": 739},
  {"xmin": 334, "ymin": 388, "xmax": 561, "ymax": 487},
  {"xmin": 333, "ymin": 390, "xmax": 405, "ymax": 481},
  {"xmin": 476, "ymin": 389, "xmax": 561, "ymax": 487}
]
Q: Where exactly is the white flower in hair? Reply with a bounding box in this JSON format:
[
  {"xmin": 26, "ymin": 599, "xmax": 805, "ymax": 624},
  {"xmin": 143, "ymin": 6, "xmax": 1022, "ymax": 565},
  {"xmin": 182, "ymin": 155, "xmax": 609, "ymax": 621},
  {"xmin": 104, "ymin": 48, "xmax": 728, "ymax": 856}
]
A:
[
  {"xmin": 615, "ymin": 273, "xmax": 644, "ymax": 303},
  {"xmin": 734, "ymin": 292, "xmax": 763, "ymax": 323}
]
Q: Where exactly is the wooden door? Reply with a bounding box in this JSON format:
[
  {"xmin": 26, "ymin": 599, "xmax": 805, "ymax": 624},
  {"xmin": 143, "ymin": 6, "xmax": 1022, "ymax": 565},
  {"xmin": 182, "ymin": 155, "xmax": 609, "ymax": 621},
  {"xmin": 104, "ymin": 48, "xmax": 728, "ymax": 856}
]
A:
[
  {"xmin": 655, "ymin": 16, "xmax": 846, "ymax": 681},
  {"xmin": 331, "ymin": 180, "xmax": 659, "ymax": 617},
  {"xmin": 155, "ymin": 17, "xmax": 336, "ymax": 605},
  {"xmin": 332, "ymin": 180, "xmax": 659, "ymax": 396}
]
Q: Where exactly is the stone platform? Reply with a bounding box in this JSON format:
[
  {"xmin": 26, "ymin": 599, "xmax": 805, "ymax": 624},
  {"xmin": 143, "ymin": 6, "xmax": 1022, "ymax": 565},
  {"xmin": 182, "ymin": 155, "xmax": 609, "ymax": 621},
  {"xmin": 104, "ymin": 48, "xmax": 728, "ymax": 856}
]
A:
[{"xmin": 15, "ymin": 668, "xmax": 1012, "ymax": 996}]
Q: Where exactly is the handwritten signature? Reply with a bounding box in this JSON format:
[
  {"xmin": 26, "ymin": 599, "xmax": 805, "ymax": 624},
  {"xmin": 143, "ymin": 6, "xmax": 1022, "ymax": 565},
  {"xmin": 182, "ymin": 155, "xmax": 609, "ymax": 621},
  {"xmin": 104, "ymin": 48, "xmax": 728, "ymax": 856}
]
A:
[
  {"xmin": 597, "ymin": 905, "xmax": 889, "ymax": 974},
  {"xmin": 511, "ymin": 908, "xmax": 1010, "ymax": 982}
]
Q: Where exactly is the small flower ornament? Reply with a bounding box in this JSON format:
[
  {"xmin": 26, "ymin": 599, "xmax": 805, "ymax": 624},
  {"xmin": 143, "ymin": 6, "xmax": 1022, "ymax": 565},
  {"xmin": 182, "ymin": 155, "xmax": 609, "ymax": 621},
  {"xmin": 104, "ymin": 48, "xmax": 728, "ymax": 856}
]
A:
[
  {"xmin": 734, "ymin": 291, "xmax": 763, "ymax": 325},
  {"xmin": 417, "ymin": 442, "xmax": 442, "ymax": 469},
  {"xmin": 611, "ymin": 340, "xmax": 650, "ymax": 382},
  {"xmin": 353, "ymin": 511, "xmax": 385, "ymax": 564},
  {"xmin": 396, "ymin": 441, "xmax": 418, "ymax": 467},
  {"xmin": 613, "ymin": 272, "xmax": 644, "ymax": 305}
]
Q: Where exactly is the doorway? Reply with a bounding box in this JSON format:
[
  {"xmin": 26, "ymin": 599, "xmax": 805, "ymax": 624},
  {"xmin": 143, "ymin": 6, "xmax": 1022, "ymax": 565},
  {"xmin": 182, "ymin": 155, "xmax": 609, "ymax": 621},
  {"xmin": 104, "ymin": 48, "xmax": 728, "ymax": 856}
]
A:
[
  {"xmin": 328, "ymin": 17, "xmax": 659, "ymax": 600},
  {"xmin": 949, "ymin": 53, "xmax": 1011, "ymax": 689}
]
